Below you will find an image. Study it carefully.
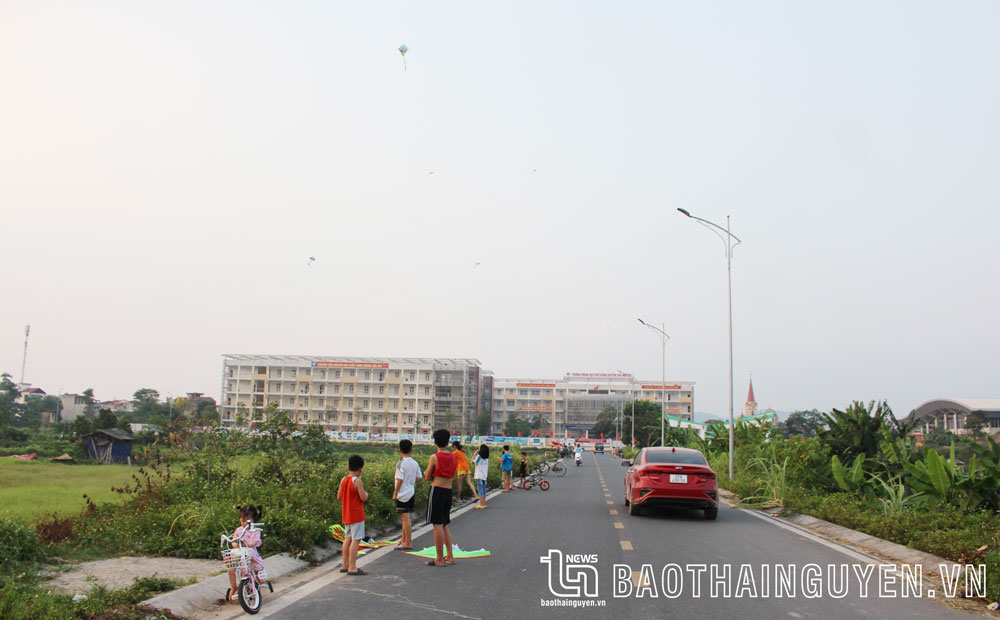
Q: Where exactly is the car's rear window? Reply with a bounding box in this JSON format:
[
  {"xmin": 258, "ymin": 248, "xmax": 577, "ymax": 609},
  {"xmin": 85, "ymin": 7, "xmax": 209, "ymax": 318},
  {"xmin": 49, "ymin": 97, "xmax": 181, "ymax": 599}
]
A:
[{"xmin": 644, "ymin": 450, "xmax": 707, "ymax": 465}]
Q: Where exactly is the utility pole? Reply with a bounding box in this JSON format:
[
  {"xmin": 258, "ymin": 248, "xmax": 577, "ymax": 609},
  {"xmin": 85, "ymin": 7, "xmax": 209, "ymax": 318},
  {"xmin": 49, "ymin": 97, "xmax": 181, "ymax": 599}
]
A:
[{"xmin": 20, "ymin": 325, "xmax": 30, "ymax": 385}]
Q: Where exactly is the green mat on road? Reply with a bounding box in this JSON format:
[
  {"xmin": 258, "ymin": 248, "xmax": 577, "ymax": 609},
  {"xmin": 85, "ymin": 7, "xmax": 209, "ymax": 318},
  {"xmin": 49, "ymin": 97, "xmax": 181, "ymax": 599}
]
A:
[{"xmin": 403, "ymin": 545, "xmax": 492, "ymax": 559}]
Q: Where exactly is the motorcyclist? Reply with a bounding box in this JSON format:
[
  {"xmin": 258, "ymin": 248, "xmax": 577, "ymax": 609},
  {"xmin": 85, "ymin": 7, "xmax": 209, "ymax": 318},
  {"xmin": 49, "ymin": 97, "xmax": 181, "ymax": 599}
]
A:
[{"xmin": 574, "ymin": 444, "xmax": 583, "ymax": 466}]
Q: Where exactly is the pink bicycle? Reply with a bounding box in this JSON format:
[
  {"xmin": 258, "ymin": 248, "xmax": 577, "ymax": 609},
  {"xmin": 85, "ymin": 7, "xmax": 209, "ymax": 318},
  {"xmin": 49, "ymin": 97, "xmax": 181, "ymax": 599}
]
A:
[{"xmin": 221, "ymin": 523, "xmax": 273, "ymax": 614}]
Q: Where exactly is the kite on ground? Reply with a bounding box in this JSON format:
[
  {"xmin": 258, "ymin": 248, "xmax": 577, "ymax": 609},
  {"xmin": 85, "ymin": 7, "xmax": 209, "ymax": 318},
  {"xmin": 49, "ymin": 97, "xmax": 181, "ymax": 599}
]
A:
[
  {"xmin": 404, "ymin": 545, "xmax": 491, "ymax": 559},
  {"xmin": 398, "ymin": 44, "xmax": 408, "ymax": 70}
]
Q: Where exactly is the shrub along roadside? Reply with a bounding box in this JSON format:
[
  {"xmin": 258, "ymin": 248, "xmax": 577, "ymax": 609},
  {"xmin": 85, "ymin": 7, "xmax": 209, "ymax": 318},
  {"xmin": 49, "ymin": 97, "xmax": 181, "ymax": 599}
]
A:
[
  {"xmin": 0, "ymin": 577, "xmax": 184, "ymax": 620},
  {"xmin": 60, "ymin": 436, "xmax": 516, "ymax": 562}
]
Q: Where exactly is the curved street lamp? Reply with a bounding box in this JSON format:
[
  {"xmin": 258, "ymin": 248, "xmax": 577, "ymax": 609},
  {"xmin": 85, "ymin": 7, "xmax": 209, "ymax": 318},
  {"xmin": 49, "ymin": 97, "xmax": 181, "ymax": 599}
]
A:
[
  {"xmin": 637, "ymin": 318, "xmax": 670, "ymax": 447},
  {"xmin": 677, "ymin": 208, "xmax": 742, "ymax": 479}
]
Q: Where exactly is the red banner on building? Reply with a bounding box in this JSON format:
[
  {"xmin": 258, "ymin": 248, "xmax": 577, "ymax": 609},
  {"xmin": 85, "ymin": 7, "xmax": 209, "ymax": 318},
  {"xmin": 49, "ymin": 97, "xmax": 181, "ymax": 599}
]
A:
[
  {"xmin": 516, "ymin": 383, "xmax": 556, "ymax": 388},
  {"xmin": 641, "ymin": 385, "xmax": 682, "ymax": 390},
  {"xmin": 313, "ymin": 361, "xmax": 390, "ymax": 369}
]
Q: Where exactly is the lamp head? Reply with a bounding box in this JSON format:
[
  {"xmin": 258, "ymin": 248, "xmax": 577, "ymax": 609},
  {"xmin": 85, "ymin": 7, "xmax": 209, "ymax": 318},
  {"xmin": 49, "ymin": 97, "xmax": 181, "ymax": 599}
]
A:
[
  {"xmin": 677, "ymin": 208, "xmax": 691, "ymax": 217},
  {"xmin": 637, "ymin": 318, "xmax": 646, "ymax": 325}
]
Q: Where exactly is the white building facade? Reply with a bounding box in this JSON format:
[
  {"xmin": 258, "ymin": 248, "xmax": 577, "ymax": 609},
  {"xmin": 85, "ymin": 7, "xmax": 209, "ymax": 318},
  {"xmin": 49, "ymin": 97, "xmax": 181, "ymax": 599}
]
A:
[
  {"xmin": 491, "ymin": 372, "xmax": 695, "ymax": 438},
  {"xmin": 219, "ymin": 354, "xmax": 492, "ymax": 435}
]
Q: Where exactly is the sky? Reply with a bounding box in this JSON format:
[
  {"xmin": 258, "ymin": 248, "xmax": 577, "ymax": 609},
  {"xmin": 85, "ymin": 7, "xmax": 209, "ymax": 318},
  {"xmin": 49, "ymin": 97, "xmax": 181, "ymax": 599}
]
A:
[{"xmin": 1, "ymin": 1, "xmax": 998, "ymax": 418}]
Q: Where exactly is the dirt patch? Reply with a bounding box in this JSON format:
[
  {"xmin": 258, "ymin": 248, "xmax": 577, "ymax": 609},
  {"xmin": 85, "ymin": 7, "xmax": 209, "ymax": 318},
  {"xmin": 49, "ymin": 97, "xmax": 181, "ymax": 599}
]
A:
[{"xmin": 43, "ymin": 556, "xmax": 224, "ymax": 594}]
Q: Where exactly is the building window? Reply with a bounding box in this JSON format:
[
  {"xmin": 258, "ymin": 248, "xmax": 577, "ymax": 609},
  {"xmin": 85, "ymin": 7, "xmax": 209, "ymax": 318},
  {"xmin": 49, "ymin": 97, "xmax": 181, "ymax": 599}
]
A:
[
  {"xmin": 379, "ymin": 386, "xmax": 385, "ymax": 394},
  {"xmin": 378, "ymin": 372, "xmax": 385, "ymax": 381},
  {"xmin": 394, "ymin": 370, "xmax": 401, "ymax": 378},
  {"xmin": 334, "ymin": 370, "xmax": 340, "ymax": 378},
  {"xmin": 378, "ymin": 400, "xmax": 384, "ymax": 409}
]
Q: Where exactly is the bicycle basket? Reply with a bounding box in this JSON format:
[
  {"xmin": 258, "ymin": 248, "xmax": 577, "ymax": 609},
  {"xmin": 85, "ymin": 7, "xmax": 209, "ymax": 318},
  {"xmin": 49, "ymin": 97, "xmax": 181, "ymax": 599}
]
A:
[{"xmin": 222, "ymin": 548, "xmax": 251, "ymax": 570}]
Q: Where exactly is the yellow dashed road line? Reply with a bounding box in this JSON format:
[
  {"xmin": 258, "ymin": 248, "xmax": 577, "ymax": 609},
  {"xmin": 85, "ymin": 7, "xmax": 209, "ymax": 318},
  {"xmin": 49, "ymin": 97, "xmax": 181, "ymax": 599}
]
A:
[
  {"xmin": 620, "ymin": 540, "xmax": 633, "ymax": 551},
  {"xmin": 610, "ymin": 509, "xmax": 618, "ymax": 515},
  {"xmin": 614, "ymin": 522, "xmax": 624, "ymax": 529}
]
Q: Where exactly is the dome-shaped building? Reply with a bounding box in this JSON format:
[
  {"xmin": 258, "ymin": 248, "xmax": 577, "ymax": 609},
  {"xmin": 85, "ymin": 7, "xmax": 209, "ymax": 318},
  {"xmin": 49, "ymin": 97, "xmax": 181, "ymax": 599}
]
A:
[{"xmin": 908, "ymin": 399, "xmax": 1000, "ymax": 436}]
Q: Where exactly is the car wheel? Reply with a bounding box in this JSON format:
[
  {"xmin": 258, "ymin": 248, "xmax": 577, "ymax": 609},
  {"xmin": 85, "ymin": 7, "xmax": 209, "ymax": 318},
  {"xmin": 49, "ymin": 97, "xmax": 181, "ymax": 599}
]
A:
[
  {"xmin": 628, "ymin": 497, "xmax": 641, "ymax": 516},
  {"xmin": 704, "ymin": 506, "xmax": 718, "ymax": 520}
]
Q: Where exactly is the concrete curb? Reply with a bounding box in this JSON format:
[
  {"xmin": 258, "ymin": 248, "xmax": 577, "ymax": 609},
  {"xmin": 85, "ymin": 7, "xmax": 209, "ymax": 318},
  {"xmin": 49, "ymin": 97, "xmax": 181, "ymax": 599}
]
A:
[
  {"xmin": 142, "ymin": 549, "xmax": 320, "ymax": 617},
  {"xmin": 718, "ymin": 489, "xmax": 953, "ymax": 575},
  {"xmin": 141, "ymin": 494, "xmax": 495, "ymax": 616}
]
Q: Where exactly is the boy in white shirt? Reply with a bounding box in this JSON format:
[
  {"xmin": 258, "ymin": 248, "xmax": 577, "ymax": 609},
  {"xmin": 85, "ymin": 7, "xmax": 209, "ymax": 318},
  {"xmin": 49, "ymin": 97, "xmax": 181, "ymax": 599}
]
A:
[
  {"xmin": 473, "ymin": 444, "xmax": 490, "ymax": 509},
  {"xmin": 392, "ymin": 439, "xmax": 421, "ymax": 550}
]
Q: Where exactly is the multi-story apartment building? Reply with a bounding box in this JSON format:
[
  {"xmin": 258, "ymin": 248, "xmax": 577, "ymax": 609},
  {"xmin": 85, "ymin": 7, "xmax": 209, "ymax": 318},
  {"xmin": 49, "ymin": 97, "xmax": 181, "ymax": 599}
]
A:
[
  {"xmin": 491, "ymin": 372, "xmax": 695, "ymax": 438},
  {"xmin": 219, "ymin": 355, "xmax": 491, "ymax": 434}
]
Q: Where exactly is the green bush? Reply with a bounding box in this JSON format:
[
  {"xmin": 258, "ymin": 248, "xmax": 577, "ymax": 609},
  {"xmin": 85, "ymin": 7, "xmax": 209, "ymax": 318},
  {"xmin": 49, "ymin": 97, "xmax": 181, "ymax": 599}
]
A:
[
  {"xmin": 64, "ymin": 434, "xmax": 514, "ymax": 561},
  {"xmin": 0, "ymin": 515, "xmax": 44, "ymax": 573},
  {"xmin": 0, "ymin": 576, "xmax": 181, "ymax": 620}
]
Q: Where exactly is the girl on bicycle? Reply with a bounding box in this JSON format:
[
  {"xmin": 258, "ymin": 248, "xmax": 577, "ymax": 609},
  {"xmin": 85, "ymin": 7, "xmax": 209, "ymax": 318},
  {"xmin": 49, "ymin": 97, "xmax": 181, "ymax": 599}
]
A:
[{"xmin": 227, "ymin": 504, "xmax": 264, "ymax": 602}]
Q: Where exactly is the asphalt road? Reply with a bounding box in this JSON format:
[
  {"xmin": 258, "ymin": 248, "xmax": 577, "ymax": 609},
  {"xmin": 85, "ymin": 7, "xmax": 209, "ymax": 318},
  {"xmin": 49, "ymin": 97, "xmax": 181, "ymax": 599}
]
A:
[{"xmin": 204, "ymin": 451, "xmax": 983, "ymax": 620}]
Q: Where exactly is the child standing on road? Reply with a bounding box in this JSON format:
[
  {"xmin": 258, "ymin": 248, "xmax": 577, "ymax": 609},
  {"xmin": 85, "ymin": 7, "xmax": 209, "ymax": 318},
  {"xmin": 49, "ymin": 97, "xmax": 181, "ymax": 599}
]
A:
[
  {"xmin": 337, "ymin": 455, "xmax": 369, "ymax": 575},
  {"xmin": 392, "ymin": 440, "xmax": 420, "ymax": 551},
  {"xmin": 451, "ymin": 441, "xmax": 478, "ymax": 502},
  {"xmin": 226, "ymin": 504, "xmax": 265, "ymax": 603},
  {"xmin": 499, "ymin": 444, "xmax": 513, "ymax": 492},
  {"xmin": 473, "ymin": 444, "xmax": 489, "ymax": 509},
  {"xmin": 424, "ymin": 429, "xmax": 456, "ymax": 567}
]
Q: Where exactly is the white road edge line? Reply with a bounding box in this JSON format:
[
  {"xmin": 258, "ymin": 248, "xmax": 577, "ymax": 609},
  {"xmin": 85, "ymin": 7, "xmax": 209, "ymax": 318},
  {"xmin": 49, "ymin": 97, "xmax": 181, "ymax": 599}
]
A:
[{"xmin": 740, "ymin": 507, "xmax": 891, "ymax": 566}]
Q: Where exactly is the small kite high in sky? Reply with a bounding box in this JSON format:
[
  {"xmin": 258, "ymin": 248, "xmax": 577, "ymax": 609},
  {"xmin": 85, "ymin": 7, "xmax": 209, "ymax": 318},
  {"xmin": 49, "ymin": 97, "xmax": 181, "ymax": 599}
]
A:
[
  {"xmin": 398, "ymin": 44, "xmax": 408, "ymax": 70},
  {"xmin": 307, "ymin": 256, "xmax": 316, "ymax": 267}
]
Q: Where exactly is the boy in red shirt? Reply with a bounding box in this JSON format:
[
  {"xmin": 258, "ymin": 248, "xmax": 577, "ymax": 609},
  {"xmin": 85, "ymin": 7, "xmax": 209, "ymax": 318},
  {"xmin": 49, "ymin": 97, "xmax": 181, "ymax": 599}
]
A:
[
  {"xmin": 337, "ymin": 455, "xmax": 369, "ymax": 575},
  {"xmin": 423, "ymin": 429, "xmax": 456, "ymax": 567}
]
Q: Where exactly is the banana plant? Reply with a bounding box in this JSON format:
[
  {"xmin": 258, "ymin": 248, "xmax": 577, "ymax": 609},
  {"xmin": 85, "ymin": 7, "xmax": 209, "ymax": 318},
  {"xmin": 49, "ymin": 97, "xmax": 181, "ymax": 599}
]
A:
[
  {"xmin": 831, "ymin": 453, "xmax": 867, "ymax": 493},
  {"xmin": 903, "ymin": 442, "xmax": 988, "ymax": 512}
]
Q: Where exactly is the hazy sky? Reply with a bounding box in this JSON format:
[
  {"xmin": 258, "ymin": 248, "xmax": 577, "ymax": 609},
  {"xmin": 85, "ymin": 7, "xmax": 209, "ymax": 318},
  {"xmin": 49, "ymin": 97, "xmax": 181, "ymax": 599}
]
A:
[{"xmin": 2, "ymin": 1, "xmax": 998, "ymax": 418}]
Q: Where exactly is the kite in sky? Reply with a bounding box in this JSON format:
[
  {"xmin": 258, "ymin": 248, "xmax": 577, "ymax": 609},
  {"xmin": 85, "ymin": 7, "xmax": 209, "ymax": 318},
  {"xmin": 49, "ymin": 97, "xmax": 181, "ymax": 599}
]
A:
[
  {"xmin": 307, "ymin": 257, "xmax": 316, "ymax": 267},
  {"xmin": 398, "ymin": 44, "xmax": 408, "ymax": 70}
]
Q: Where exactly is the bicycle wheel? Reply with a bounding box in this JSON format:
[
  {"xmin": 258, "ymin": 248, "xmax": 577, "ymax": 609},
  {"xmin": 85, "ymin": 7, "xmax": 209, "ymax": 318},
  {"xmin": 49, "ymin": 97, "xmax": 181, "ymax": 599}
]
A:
[
  {"xmin": 553, "ymin": 463, "xmax": 567, "ymax": 477},
  {"xmin": 538, "ymin": 462, "xmax": 551, "ymax": 476},
  {"xmin": 539, "ymin": 480, "xmax": 550, "ymax": 491},
  {"xmin": 238, "ymin": 577, "xmax": 262, "ymax": 614}
]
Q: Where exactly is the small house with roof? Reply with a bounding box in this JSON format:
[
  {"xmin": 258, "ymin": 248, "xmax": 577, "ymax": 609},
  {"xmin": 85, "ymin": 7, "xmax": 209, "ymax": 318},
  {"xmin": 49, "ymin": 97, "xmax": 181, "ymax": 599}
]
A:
[{"xmin": 81, "ymin": 428, "xmax": 137, "ymax": 463}]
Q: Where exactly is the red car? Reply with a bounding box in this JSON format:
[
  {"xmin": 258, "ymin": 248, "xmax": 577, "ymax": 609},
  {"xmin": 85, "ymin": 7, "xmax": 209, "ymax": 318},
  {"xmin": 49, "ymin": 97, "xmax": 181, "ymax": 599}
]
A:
[{"xmin": 622, "ymin": 447, "xmax": 718, "ymax": 519}]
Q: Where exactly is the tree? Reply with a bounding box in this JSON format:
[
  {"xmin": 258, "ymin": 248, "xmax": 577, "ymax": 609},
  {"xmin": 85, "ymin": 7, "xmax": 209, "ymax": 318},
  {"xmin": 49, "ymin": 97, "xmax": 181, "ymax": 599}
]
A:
[
  {"xmin": 82, "ymin": 388, "xmax": 97, "ymax": 419},
  {"xmin": 503, "ymin": 413, "xmax": 532, "ymax": 437},
  {"xmin": 95, "ymin": 408, "xmax": 118, "ymax": 430},
  {"xmin": 193, "ymin": 401, "xmax": 219, "ymax": 427},
  {"xmin": 475, "ymin": 411, "xmax": 491, "ymax": 436},
  {"xmin": 0, "ymin": 372, "xmax": 22, "ymax": 427},
  {"xmin": 820, "ymin": 400, "xmax": 902, "ymax": 463},
  {"xmin": 782, "ymin": 409, "xmax": 825, "ymax": 438},
  {"xmin": 71, "ymin": 415, "xmax": 93, "ymax": 438},
  {"xmin": 965, "ymin": 411, "xmax": 987, "ymax": 439},
  {"xmin": 620, "ymin": 400, "xmax": 667, "ymax": 448},
  {"xmin": 591, "ymin": 405, "xmax": 618, "ymax": 439},
  {"xmin": 131, "ymin": 388, "xmax": 161, "ymax": 421}
]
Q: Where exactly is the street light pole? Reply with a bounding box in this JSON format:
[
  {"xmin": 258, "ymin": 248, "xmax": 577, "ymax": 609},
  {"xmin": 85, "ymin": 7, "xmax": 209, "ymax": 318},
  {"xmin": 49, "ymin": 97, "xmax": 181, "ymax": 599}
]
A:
[
  {"xmin": 677, "ymin": 208, "xmax": 742, "ymax": 479},
  {"xmin": 638, "ymin": 319, "xmax": 670, "ymax": 447}
]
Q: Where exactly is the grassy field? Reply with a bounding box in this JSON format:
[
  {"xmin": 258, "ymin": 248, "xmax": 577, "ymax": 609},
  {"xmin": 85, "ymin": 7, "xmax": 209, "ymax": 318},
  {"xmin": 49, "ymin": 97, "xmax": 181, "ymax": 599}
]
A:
[{"xmin": 0, "ymin": 459, "xmax": 138, "ymax": 523}]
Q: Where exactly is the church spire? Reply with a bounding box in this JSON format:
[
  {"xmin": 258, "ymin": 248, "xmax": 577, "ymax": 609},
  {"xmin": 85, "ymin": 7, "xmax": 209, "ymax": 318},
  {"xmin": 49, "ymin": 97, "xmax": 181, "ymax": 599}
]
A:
[{"xmin": 744, "ymin": 376, "xmax": 758, "ymax": 417}]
